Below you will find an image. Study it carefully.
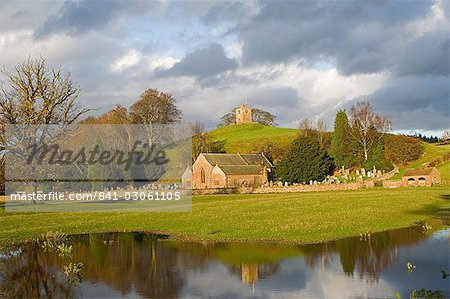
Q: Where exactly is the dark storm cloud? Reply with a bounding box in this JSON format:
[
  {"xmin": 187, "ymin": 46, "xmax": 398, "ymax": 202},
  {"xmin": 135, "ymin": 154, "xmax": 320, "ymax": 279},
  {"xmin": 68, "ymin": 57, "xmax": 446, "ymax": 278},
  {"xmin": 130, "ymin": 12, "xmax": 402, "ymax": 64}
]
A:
[
  {"xmin": 198, "ymin": 73, "xmax": 258, "ymax": 89},
  {"xmin": 158, "ymin": 44, "xmax": 238, "ymax": 78},
  {"xmin": 202, "ymin": 1, "xmax": 251, "ymax": 25},
  {"xmin": 1, "ymin": 0, "xmax": 448, "ymax": 132},
  {"xmin": 396, "ymin": 32, "xmax": 450, "ymax": 77},
  {"xmin": 346, "ymin": 75, "xmax": 449, "ymax": 131},
  {"xmin": 34, "ymin": 0, "xmax": 161, "ymax": 39},
  {"xmin": 250, "ymin": 87, "xmax": 300, "ymax": 108},
  {"xmin": 371, "ymin": 76, "xmax": 449, "ymax": 116},
  {"xmin": 237, "ymin": 0, "xmax": 446, "ymax": 76},
  {"xmin": 221, "ymin": 0, "xmax": 449, "ymax": 130},
  {"xmin": 249, "ymin": 87, "xmax": 303, "ymax": 125}
]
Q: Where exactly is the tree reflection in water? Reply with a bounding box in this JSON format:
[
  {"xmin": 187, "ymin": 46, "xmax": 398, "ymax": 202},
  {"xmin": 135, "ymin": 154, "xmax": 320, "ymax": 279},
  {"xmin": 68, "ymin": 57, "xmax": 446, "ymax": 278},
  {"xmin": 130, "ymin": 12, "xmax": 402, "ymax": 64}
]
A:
[
  {"xmin": 0, "ymin": 245, "xmax": 73, "ymax": 298},
  {"xmin": 302, "ymin": 226, "xmax": 430, "ymax": 281},
  {"xmin": 0, "ymin": 226, "xmax": 436, "ymax": 298}
]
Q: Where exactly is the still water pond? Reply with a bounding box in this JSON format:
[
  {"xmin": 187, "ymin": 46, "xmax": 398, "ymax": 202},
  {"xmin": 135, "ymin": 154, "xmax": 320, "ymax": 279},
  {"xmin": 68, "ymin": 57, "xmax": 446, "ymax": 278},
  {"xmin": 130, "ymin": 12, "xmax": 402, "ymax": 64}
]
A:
[{"xmin": 0, "ymin": 226, "xmax": 448, "ymax": 298}]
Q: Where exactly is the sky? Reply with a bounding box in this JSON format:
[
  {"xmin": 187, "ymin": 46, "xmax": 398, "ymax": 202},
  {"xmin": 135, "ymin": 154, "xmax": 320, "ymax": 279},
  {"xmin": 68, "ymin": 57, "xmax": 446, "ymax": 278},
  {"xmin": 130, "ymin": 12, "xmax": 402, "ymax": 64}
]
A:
[{"xmin": 0, "ymin": 0, "xmax": 448, "ymax": 135}]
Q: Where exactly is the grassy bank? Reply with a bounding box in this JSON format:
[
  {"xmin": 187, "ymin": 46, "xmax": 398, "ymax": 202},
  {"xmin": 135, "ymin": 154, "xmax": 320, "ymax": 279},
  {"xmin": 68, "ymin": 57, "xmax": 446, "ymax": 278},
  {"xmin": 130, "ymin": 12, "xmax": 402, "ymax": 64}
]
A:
[
  {"xmin": 209, "ymin": 123, "xmax": 298, "ymax": 153},
  {"xmin": 437, "ymin": 161, "xmax": 450, "ymax": 186},
  {"xmin": 0, "ymin": 187, "xmax": 448, "ymax": 245},
  {"xmin": 390, "ymin": 143, "xmax": 450, "ymax": 180}
]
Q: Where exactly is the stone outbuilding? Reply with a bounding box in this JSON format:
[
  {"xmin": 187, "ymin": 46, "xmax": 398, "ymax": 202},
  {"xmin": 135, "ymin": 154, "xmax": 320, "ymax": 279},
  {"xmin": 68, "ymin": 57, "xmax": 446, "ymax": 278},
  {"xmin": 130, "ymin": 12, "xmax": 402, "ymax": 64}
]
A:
[
  {"xmin": 401, "ymin": 167, "xmax": 441, "ymax": 187},
  {"xmin": 190, "ymin": 153, "xmax": 273, "ymax": 189}
]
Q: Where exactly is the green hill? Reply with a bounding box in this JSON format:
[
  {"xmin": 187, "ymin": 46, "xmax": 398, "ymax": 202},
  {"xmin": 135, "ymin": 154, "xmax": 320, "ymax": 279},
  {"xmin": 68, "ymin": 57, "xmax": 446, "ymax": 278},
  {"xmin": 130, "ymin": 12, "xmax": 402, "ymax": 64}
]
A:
[
  {"xmin": 209, "ymin": 123, "xmax": 299, "ymax": 153},
  {"xmin": 391, "ymin": 143, "xmax": 450, "ymax": 180},
  {"xmin": 209, "ymin": 124, "xmax": 450, "ymax": 184}
]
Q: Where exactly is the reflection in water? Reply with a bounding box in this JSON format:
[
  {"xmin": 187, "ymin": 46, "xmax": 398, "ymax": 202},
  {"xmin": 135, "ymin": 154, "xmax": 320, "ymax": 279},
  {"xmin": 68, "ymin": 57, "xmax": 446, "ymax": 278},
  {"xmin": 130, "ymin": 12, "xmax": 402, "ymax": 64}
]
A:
[
  {"xmin": 0, "ymin": 226, "xmax": 448, "ymax": 298},
  {"xmin": 302, "ymin": 227, "xmax": 431, "ymax": 281},
  {"xmin": 0, "ymin": 248, "xmax": 73, "ymax": 298}
]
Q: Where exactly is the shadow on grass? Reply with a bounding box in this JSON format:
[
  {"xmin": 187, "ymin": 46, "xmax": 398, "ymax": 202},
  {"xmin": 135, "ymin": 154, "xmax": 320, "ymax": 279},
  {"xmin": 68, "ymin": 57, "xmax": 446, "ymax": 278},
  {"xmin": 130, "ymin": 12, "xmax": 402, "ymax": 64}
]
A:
[
  {"xmin": 409, "ymin": 203, "xmax": 444, "ymax": 217},
  {"xmin": 408, "ymin": 193, "xmax": 450, "ymax": 219},
  {"xmin": 439, "ymin": 194, "xmax": 450, "ymax": 200},
  {"xmin": 408, "ymin": 193, "xmax": 450, "ymax": 226}
]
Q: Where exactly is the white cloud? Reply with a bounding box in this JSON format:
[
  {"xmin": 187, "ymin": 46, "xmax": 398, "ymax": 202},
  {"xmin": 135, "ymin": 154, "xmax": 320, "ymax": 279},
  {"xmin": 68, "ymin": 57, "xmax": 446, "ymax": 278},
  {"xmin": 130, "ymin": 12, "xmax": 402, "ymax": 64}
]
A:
[
  {"xmin": 148, "ymin": 56, "xmax": 179, "ymax": 71},
  {"xmin": 110, "ymin": 50, "xmax": 142, "ymax": 72}
]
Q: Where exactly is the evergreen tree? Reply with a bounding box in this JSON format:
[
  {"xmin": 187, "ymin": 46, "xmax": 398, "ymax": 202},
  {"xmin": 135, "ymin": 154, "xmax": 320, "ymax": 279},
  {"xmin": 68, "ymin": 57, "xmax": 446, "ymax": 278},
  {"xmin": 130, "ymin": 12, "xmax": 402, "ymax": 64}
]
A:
[
  {"xmin": 330, "ymin": 110, "xmax": 351, "ymax": 167},
  {"xmin": 277, "ymin": 136, "xmax": 335, "ymax": 183}
]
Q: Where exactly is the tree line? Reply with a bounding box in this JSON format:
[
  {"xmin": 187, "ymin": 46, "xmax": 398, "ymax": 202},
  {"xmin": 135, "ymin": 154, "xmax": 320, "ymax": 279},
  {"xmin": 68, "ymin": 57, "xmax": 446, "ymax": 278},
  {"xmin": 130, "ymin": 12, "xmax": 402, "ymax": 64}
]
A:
[
  {"xmin": 0, "ymin": 58, "xmax": 184, "ymax": 193},
  {"xmin": 251, "ymin": 102, "xmax": 424, "ymax": 184},
  {"xmin": 0, "ymin": 57, "xmax": 433, "ymax": 191}
]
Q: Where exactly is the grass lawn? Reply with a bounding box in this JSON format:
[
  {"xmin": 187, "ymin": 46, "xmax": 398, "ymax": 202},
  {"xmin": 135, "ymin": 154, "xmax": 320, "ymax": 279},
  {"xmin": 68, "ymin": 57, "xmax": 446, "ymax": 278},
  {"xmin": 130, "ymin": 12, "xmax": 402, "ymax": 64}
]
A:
[
  {"xmin": 209, "ymin": 123, "xmax": 298, "ymax": 153},
  {"xmin": 437, "ymin": 162, "xmax": 450, "ymax": 186},
  {"xmin": 0, "ymin": 187, "xmax": 448, "ymax": 245}
]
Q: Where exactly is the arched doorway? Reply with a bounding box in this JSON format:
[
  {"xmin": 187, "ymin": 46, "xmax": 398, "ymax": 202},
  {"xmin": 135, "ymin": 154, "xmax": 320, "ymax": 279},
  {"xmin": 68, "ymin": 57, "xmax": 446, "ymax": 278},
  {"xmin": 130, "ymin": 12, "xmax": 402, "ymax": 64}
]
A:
[
  {"xmin": 418, "ymin": 177, "xmax": 426, "ymax": 186},
  {"xmin": 407, "ymin": 178, "xmax": 416, "ymax": 186}
]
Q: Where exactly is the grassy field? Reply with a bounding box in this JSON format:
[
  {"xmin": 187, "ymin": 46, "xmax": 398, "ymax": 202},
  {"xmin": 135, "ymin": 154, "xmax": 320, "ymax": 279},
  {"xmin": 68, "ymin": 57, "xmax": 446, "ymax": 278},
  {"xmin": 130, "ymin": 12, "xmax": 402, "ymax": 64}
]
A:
[
  {"xmin": 1, "ymin": 126, "xmax": 448, "ymax": 245},
  {"xmin": 0, "ymin": 187, "xmax": 448, "ymax": 245},
  {"xmin": 209, "ymin": 123, "xmax": 298, "ymax": 153},
  {"xmin": 437, "ymin": 162, "xmax": 450, "ymax": 186},
  {"xmin": 210, "ymin": 124, "xmax": 450, "ymax": 178},
  {"xmin": 390, "ymin": 143, "xmax": 450, "ymax": 180}
]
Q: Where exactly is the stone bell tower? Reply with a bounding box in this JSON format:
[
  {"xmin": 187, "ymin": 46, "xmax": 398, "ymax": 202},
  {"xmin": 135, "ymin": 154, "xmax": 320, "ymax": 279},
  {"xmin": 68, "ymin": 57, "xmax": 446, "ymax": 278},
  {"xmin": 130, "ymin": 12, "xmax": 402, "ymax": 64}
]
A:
[{"xmin": 236, "ymin": 103, "xmax": 253, "ymax": 124}]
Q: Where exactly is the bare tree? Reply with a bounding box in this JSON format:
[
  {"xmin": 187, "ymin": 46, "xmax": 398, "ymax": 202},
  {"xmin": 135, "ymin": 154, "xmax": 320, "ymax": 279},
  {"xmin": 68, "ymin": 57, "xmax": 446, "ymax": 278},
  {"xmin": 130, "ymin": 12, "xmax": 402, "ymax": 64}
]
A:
[
  {"xmin": 298, "ymin": 118, "xmax": 314, "ymax": 132},
  {"xmin": 192, "ymin": 120, "xmax": 204, "ymax": 136},
  {"xmin": 0, "ymin": 57, "xmax": 90, "ymax": 194},
  {"xmin": 218, "ymin": 107, "xmax": 277, "ymax": 127},
  {"xmin": 97, "ymin": 105, "xmax": 134, "ymax": 150},
  {"xmin": 218, "ymin": 111, "xmax": 236, "ymax": 127},
  {"xmin": 130, "ymin": 88, "xmax": 182, "ymax": 145},
  {"xmin": 0, "ymin": 57, "xmax": 90, "ymax": 153},
  {"xmin": 299, "ymin": 118, "xmax": 328, "ymax": 148},
  {"xmin": 192, "ymin": 121, "xmax": 225, "ymax": 162},
  {"xmin": 348, "ymin": 101, "xmax": 391, "ymax": 160},
  {"xmin": 251, "ymin": 108, "xmax": 277, "ymax": 126},
  {"xmin": 316, "ymin": 118, "xmax": 328, "ymax": 148},
  {"xmin": 0, "ymin": 57, "xmax": 89, "ymax": 127}
]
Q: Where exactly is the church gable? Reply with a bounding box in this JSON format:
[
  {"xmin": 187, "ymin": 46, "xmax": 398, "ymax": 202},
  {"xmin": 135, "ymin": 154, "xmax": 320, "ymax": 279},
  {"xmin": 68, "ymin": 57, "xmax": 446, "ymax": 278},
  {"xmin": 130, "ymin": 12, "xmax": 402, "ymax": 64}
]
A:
[{"xmin": 192, "ymin": 153, "xmax": 272, "ymax": 189}]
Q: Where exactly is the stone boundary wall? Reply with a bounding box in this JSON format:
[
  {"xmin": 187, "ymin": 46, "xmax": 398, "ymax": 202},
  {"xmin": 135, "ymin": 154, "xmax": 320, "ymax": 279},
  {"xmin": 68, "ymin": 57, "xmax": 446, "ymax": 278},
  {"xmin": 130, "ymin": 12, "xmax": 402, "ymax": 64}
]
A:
[
  {"xmin": 426, "ymin": 152, "xmax": 450, "ymax": 168},
  {"xmin": 192, "ymin": 179, "xmax": 408, "ymax": 195},
  {"xmin": 375, "ymin": 166, "xmax": 399, "ymax": 181},
  {"xmin": 192, "ymin": 187, "xmax": 238, "ymax": 195},
  {"xmin": 250, "ymin": 181, "xmax": 375, "ymax": 194}
]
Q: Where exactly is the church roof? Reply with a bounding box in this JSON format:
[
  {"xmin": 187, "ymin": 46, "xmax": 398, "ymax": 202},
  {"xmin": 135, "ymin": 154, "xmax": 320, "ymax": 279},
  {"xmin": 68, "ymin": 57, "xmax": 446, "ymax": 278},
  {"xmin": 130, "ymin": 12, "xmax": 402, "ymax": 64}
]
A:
[
  {"xmin": 201, "ymin": 153, "xmax": 273, "ymax": 168},
  {"xmin": 218, "ymin": 165, "xmax": 263, "ymax": 175},
  {"xmin": 404, "ymin": 167, "xmax": 437, "ymax": 176}
]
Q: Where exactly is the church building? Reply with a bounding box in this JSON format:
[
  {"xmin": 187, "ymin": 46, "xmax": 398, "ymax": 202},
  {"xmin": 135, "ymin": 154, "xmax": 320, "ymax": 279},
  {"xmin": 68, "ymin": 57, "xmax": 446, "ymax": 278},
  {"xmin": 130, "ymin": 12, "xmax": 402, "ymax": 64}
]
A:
[{"xmin": 189, "ymin": 153, "xmax": 273, "ymax": 189}]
